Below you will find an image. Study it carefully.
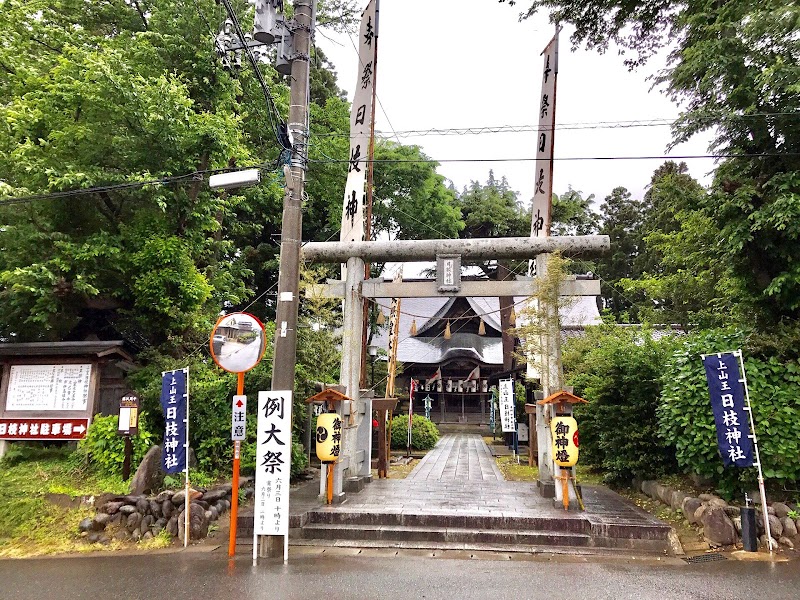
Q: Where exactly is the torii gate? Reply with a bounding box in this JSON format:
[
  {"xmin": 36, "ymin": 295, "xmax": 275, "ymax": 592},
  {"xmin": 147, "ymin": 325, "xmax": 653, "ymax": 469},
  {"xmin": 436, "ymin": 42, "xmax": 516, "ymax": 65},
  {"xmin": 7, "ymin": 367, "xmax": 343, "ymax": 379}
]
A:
[{"xmin": 302, "ymin": 235, "xmax": 609, "ymax": 502}]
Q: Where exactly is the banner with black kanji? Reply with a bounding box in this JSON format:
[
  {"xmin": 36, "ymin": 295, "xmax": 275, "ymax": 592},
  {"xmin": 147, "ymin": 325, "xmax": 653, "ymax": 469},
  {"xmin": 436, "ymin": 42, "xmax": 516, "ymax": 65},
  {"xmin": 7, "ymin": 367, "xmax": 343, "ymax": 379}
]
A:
[
  {"xmin": 702, "ymin": 353, "xmax": 754, "ymax": 468},
  {"xmin": 160, "ymin": 369, "xmax": 188, "ymax": 474}
]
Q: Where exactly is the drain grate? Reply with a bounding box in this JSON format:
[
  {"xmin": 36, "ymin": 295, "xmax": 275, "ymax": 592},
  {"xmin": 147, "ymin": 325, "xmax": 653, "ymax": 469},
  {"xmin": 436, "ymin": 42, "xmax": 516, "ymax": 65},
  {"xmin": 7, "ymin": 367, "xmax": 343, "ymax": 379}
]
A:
[{"xmin": 683, "ymin": 553, "xmax": 727, "ymax": 564}]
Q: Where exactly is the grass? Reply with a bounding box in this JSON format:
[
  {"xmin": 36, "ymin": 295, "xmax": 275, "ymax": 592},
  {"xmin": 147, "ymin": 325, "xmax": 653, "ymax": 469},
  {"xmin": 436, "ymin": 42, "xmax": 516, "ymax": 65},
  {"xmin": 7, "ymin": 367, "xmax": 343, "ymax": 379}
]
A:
[{"xmin": 0, "ymin": 445, "xmax": 130, "ymax": 558}]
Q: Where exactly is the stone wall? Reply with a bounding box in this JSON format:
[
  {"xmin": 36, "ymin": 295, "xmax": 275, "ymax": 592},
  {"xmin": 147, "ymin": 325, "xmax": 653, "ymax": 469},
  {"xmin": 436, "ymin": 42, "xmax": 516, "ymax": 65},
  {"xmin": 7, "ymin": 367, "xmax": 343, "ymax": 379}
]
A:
[
  {"xmin": 634, "ymin": 479, "xmax": 800, "ymax": 550},
  {"xmin": 78, "ymin": 484, "xmax": 249, "ymax": 545}
]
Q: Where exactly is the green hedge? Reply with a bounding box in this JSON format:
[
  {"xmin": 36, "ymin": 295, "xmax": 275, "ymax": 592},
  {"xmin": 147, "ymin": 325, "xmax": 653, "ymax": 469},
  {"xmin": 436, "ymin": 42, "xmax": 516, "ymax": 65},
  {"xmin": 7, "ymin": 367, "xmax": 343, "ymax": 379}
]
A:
[
  {"xmin": 565, "ymin": 323, "xmax": 680, "ymax": 484},
  {"xmin": 390, "ymin": 415, "xmax": 440, "ymax": 450},
  {"xmin": 659, "ymin": 328, "xmax": 800, "ymax": 498}
]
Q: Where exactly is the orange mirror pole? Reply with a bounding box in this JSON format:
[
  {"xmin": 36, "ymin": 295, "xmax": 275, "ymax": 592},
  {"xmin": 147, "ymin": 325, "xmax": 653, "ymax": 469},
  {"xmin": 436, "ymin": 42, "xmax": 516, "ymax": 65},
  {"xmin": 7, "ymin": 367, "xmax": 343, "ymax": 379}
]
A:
[{"xmin": 228, "ymin": 372, "xmax": 245, "ymax": 556}]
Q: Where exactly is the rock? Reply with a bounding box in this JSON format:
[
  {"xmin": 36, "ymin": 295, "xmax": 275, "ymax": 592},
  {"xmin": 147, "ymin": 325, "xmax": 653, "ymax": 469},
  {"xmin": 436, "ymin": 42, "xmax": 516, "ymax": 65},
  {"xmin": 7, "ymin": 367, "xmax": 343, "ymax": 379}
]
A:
[
  {"xmin": 690, "ymin": 472, "xmax": 714, "ymax": 487},
  {"xmin": 683, "ymin": 497, "xmax": 703, "ymax": 523},
  {"xmin": 93, "ymin": 513, "xmax": 111, "ymax": 529},
  {"xmin": 166, "ymin": 516, "xmax": 179, "ymax": 537},
  {"xmin": 670, "ymin": 491, "xmax": 689, "ymax": 511},
  {"xmin": 131, "ymin": 529, "xmax": 141, "ymax": 542},
  {"xmin": 759, "ymin": 534, "xmax": 777, "ymax": 549},
  {"xmin": 177, "ymin": 503, "xmax": 209, "ymax": 541},
  {"xmin": 202, "ymin": 489, "xmax": 228, "ymax": 504},
  {"xmin": 767, "ymin": 506, "xmax": 776, "ymax": 516},
  {"xmin": 87, "ymin": 531, "xmax": 103, "ymax": 543},
  {"xmin": 769, "ymin": 514, "xmax": 784, "ymax": 537},
  {"xmin": 113, "ymin": 530, "xmax": 128, "ymax": 542},
  {"xmin": 129, "ymin": 446, "xmax": 165, "ymax": 496},
  {"xmin": 119, "ymin": 505, "xmax": 137, "ymax": 515},
  {"xmin": 162, "ymin": 499, "xmax": 173, "ymax": 519},
  {"xmin": 152, "ymin": 519, "xmax": 166, "ymax": 535},
  {"xmin": 136, "ymin": 498, "xmax": 149, "ymax": 513},
  {"xmin": 701, "ymin": 506, "xmax": 737, "ymax": 546},
  {"xmin": 723, "ymin": 506, "xmax": 740, "ymax": 518},
  {"xmin": 708, "ymin": 498, "xmax": 728, "ymax": 509},
  {"xmin": 205, "ymin": 510, "xmax": 213, "ymax": 522},
  {"xmin": 699, "ymin": 493, "xmax": 718, "ymax": 502},
  {"xmin": 783, "ymin": 517, "xmax": 798, "ymax": 537},
  {"xmin": 796, "ymin": 518, "xmax": 800, "ymax": 532},
  {"xmin": 142, "ymin": 531, "xmax": 154, "ymax": 541},
  {"xmin": 110, "ymin": 512, "xmax": 122, "ymax": 525},
  {"xmin": 224, "ymin": 498, "xmax": 233, "ymax": 509},
  {"xmin": 126, "ymin": 512, "xmax": 142, "ymax": 530},
  {"xmin": 732, "ymin": 516, "xmax": 742, "ymax": 533},
  {"xmin": 120, "ymin": 494, "xmax": 146, "ymax": 505},
  {"xmin": 772, "ymin": 502, "xmax": 791, "ymax": 519},
  {"xmin": 155, "ymin": 490, "xmax": 174, "ymax": 503},
  {"xmin": 149, "ymin": 500, "xmax": 162, "ymax": 519},
  {"xmin": 779, "ymin": 536, "xmax": 794, "ymax": 549},
  {"xmin": 655, "ymin": 484, "xmax": 672, "ymax": 505},
  {"xmin": 215, "ymin": 501, "xmax": 226, "ymax": 515},
  {"xmin": 209, "ymin": 507, "xmax": 219, "ymax": 521},
  {"xmin": 140, "ymin": 515, "xmax": 155, "ymax": 534},
  {"xmin": 78, "ymin": 518, "xmax": 94, "ymax": 533},
  {"xmin": 693, "ymin": 505, "xmax": 708, "ymax": 524},
  {"xmin": 101, "ymin": 501, "xmax": 124, "ymax": 515},
  {"xmin": 641, "ymin": 480, "xmax": 658, "ymax": 499},
  {"xmin": 195, "ymin": 500, "xmax": 210, "ymax": 510},
  {"xmin": 172, "ymin": 488, "xmax": 203, "ymax": 506}
]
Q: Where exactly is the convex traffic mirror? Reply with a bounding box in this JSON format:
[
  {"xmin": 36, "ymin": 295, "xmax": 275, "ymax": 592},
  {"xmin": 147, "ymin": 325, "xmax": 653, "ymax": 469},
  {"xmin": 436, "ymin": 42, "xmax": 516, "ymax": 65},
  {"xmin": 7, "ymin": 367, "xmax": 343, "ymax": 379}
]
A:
[{"xmin": 210, "ymin": 312, "xmax": 267, "ymax": 373}]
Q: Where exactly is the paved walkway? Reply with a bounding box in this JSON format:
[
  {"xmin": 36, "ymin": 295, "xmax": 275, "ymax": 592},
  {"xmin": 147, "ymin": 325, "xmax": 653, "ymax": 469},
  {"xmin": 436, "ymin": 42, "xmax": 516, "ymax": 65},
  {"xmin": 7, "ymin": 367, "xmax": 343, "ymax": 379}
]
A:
[{"xmin": 406, "ymin": 434, "xmax": 503, "ymax": 482}]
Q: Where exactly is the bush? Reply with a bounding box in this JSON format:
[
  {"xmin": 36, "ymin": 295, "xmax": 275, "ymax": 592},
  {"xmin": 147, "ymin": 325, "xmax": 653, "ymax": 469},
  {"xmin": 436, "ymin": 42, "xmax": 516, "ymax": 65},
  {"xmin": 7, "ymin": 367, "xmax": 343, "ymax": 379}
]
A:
[
  {"xmin": 390, "ymin": 415, "xmax": 439, "ymax": 450},
  {"xmin": 564, "ymin": 323, "xmax": 679, "ymax": 484},
  {"xmin": 78, "ymin": 413, "xmax": 155, "ymax": 476},
  {"xmin": 659, "ymin": 327, "xmax": 800, "ymax": 498}
]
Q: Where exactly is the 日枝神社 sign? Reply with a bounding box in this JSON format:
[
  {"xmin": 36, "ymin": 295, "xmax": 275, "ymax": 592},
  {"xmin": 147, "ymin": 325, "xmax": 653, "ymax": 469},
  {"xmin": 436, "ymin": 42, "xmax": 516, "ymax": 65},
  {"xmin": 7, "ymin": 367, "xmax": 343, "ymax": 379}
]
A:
[
  {"xmin": 0, "ymin": 418, "xmax": 88, "ymax": 440},
  {"xmin": 160, "ymin": 369, "xmax": 188, "ymax": 474},
  {"xmin": 702, "ymin": 353, "xmax": 754, "ymax": 467}
]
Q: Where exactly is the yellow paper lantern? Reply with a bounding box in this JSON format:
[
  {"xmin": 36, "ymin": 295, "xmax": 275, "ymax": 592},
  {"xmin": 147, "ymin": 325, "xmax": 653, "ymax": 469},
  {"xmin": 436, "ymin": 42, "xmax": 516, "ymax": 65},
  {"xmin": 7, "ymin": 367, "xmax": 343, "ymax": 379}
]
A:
[
  {"xmin": 551, "ymin": 416, "xmax": 579, "ymax": 467},
  {"xmin": 316, "ymin": 413, "xmax": 343, "ymax": 463}
]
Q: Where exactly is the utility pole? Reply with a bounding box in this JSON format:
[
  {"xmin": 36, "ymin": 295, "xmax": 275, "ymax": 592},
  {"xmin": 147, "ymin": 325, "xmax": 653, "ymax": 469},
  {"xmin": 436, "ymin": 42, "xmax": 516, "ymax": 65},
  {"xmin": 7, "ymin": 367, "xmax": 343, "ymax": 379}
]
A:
[{"xmin": 262, "ymin": 0, "xmax": 316, "ymax": 559}]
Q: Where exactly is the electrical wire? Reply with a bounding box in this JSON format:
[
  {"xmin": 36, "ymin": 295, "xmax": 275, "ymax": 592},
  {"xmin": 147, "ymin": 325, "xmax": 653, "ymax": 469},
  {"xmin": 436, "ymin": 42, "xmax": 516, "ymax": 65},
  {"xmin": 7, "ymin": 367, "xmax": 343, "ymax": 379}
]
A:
[{"xmin": 219, "ymin": 0, "xmax": 288, "ymax": 149}]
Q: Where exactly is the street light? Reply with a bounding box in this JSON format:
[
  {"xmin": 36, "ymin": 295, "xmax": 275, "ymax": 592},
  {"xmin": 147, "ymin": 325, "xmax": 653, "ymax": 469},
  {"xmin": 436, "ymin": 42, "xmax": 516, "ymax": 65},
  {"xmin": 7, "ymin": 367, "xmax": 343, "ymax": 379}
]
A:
[{"xmin": 367, "ymin": 344, "xmax": 378, "ymax": 389}]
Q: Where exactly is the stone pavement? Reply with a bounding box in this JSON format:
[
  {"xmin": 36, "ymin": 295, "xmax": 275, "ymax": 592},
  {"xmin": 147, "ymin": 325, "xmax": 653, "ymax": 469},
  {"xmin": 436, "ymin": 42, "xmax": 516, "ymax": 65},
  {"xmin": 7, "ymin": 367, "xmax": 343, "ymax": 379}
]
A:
[
  {"xmin": 405, "ymin": 433, "xmax": 503, "ymax": 482},
  {"xmin": 241, "ymin": 434, "xmax": 675, "ymax": 554}
]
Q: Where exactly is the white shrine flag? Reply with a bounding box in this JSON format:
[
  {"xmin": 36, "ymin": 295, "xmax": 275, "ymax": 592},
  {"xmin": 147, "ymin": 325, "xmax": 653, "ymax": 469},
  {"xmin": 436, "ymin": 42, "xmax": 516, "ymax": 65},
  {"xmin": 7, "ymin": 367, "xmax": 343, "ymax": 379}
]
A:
[{"xmin": 340, "ymin": 0, "xmax": 378, "ymax": 244}]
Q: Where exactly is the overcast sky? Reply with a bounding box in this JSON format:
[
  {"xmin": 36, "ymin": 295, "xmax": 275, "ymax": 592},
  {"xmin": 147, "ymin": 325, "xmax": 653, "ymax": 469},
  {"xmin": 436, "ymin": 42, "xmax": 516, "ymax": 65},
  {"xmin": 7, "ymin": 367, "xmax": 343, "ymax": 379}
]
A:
[{"xmin": 317, "ymin": 0, "xmax": 717, "ymax": 210}]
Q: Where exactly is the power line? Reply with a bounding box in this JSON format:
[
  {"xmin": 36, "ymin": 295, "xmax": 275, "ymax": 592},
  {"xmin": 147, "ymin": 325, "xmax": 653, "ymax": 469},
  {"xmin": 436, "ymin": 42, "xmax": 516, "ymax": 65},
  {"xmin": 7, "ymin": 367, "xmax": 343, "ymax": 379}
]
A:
[{"xmin": 308, "ymin": 152, "xmax": 799, "ymax": 165}]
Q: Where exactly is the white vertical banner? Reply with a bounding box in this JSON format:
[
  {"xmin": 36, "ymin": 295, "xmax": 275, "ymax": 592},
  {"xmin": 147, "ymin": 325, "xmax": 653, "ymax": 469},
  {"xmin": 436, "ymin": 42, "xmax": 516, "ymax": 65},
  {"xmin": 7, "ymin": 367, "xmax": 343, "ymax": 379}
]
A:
[
  {"xmin": 499, "ymin": 379, "xmax": 516, "ymax": 433},
  {"xmin": 531, "ymin": 33, "xmax": 559, "ymax": 239},
  {"xmin": 340, "ymin": 0, "xmax": 377, "ymax": 244},
  {"xmin": 254, "ymin": 390, "xmax": 293, "ymax": 554}
]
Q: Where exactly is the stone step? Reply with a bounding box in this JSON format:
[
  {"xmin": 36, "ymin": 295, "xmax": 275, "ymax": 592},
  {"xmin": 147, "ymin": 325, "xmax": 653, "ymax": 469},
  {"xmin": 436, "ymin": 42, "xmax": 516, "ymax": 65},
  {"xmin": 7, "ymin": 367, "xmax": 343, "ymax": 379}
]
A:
[
  {"xmin": 292, "ymin": 522, "xmax": 593, "ymax": 547},
  {"xmin": 305, "ymin": 510, "xmax": 590, "ymax": 534}
]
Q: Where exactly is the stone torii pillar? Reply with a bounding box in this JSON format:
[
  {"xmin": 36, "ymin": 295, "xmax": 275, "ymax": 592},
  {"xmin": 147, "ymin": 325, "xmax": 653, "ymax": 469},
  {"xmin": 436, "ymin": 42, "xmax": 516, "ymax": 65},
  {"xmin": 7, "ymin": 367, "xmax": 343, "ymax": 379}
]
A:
[{"xmin": 302, "ymin": 235, "xmax": 610, "ymax": 499}]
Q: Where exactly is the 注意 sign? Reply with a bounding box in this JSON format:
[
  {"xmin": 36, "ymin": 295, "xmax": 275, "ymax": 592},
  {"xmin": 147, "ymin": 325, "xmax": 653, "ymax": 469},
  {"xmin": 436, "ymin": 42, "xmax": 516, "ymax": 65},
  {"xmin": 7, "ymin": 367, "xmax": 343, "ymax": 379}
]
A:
[
  {"xmin": 6, "ymin": 364, "xmax": 92, "ymax": 411},
  {"xmin": 499, "ymin": 379, "xmax": 516, "ymax": 433},
  {"xmin": 0, "ymin": 418, "xmax": 88, "ymax": 440},
  {"xmin": 160, "ymin": 369, "xmax": 188, "ymax": 474},
  {"xmin": 254, "ymin": 390, "xmax": 292, "ymax": 536},
  {"xmin": 231, "ymin": 395, "xmax": 247, "ymax": 441},
  {"xmin": 702, "ymin": 353, "xmax": 754, "ymax": 467}
]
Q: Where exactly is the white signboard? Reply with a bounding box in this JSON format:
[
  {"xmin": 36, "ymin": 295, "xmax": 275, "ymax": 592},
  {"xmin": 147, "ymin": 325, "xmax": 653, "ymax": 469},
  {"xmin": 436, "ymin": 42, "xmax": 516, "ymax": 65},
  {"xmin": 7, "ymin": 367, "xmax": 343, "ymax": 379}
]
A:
[
  {"xmin": 231, "ymin": 395, "xmax": 247, "ymax": 441},
  {"xmin": 254, "ymin": 390, "xmax": 292, "ymax": 536},
  {"xmin": 499, "ymin": 379, "xmax": 516, "ymax": 433},
  {"xmin": 340, "ymin": 0, "xmax": 377, "ymax": 244},
  {"xmin": 6, "ymin": 364, "xmax": 92, "ymax": 412},
  {"xmin": 517, "ymin": 423, "xmax": 529, "ymax": 442}
]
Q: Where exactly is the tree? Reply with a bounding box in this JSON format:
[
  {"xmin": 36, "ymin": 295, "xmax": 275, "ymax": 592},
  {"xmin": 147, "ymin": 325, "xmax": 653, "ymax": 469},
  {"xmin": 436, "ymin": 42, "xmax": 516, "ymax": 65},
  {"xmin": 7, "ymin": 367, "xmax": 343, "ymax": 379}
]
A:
[
  {"xmin": 588, "ymin": 186, "xmax": 642, "ymax": 318},
  {"xmin": 550, "ymin": 187, "xmax": 599, "ymax": 236},
  {"xmin": 500, "ymin": 0, "xmax": 800, "ymax": 326}
]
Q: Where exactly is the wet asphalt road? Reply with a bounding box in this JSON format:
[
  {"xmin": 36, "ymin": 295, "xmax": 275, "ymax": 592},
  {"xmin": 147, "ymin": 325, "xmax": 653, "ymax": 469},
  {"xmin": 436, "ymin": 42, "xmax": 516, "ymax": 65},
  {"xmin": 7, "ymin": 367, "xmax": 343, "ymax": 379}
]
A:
[{"xmin": 2, "ymin": 547, "xmax": 800, "ymax": 600}]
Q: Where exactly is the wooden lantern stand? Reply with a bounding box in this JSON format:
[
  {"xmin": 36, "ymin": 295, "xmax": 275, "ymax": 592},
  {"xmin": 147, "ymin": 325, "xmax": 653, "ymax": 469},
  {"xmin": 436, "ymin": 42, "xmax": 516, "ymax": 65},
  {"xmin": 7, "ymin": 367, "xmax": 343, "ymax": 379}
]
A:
[{"xmin": 305, "ymin": 387, "xmax": 352, "ymax": 504}]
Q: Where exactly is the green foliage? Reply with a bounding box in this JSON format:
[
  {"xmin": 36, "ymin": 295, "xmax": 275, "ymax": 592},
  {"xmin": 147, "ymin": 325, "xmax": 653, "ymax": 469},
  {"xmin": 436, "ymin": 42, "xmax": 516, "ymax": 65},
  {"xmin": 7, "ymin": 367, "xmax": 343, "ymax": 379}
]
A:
[
  {"xmin": 551, "ymin": 186, "xmax": 599, "ymax": 236},
  {"xmin": 565, "ymin": 323, "xmax": 680, "ymax": 484},
  {"xmin": 390, "ymin": 415, "xmax": 440, "ymax": 451},
  {"xmin": 77, "ymin": 414, "xmax": 155, "ymax": 477},
  {"xmin": 659, "ymin": 328, "xmax": 800, "ymax": 498}
]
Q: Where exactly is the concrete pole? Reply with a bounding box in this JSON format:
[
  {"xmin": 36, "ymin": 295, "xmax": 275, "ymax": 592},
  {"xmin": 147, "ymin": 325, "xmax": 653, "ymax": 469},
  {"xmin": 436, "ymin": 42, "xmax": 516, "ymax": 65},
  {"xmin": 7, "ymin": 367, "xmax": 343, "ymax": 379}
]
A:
[{"xmin": 261, "ymin": 0, "xmax": 316, "ymax": 559}]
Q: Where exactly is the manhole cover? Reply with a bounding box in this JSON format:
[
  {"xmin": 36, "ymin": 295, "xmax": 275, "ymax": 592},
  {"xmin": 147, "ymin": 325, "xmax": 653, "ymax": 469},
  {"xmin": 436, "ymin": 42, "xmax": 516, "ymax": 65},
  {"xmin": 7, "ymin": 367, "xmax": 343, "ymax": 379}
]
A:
[{"xmin": 683, "ymin": 553, "xmax": 727, "ymax": 564}]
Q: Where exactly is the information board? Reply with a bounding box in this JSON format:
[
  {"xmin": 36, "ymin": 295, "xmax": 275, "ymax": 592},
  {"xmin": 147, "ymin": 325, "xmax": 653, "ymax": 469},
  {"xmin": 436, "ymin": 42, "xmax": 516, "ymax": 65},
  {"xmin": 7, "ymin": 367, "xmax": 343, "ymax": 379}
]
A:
[
  {"xmin": 499, "ymin": 379, "xmax": 516, "ymax": 433},
  {"xmin": 5, "ymin": 364, "xmax": 92, "ymax": 412},
  {"xmin": 254, "ymin": 390, "xmax": 292, "ymax": 536}
]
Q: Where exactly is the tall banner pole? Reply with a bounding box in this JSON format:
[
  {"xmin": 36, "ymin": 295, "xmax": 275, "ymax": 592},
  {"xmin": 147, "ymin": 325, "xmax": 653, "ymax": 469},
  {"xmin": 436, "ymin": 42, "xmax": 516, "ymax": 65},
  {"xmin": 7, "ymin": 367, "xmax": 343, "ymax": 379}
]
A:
[
  {"xmin": 360, "ymin": 0, "xmax": 380, "ymax": 389},
  {"xmin": 735, "ymin": 350, "xmax": 773, "ymax": 553},
  {"xmin": 183, "ymin": 367, "xmax": 190, "ymax": 549}
]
